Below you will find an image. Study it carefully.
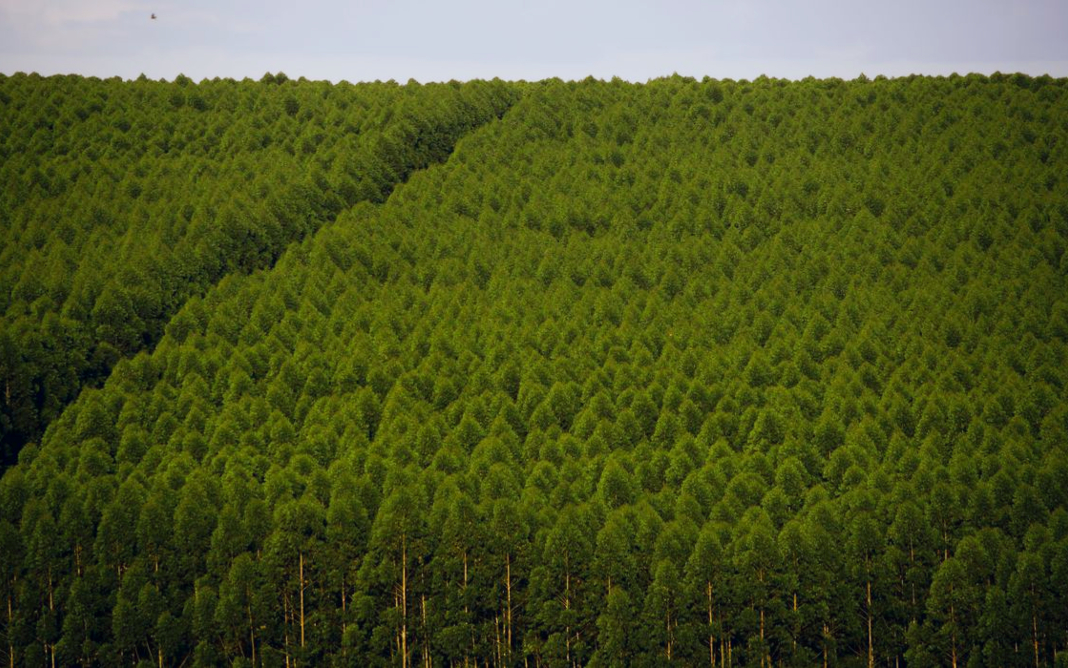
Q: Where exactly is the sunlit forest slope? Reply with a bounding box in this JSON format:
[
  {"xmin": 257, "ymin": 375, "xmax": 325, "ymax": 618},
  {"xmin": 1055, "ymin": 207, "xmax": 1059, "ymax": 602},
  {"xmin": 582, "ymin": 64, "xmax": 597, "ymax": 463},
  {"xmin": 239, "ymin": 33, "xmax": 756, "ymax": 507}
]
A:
[
  {"xmin": 0, "ymin": 73, "xmax": 517, "ymax": 463},
  {"xmin": 1, "ymin": 73, "xmax": 1067, "ymax": 667}
]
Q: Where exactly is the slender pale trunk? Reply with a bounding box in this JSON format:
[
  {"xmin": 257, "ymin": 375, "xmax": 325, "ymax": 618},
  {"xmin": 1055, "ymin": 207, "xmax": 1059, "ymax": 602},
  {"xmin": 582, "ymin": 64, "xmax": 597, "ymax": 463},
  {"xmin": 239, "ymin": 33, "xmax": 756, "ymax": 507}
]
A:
[
  {"xmin": 464, "ymin": 550, "xmax": 472, "ymax": 665},
  {"xmin": 867, "ymin": 574, "xmax": 874, "ymax": 668},
  {"xmin": 950, "ymin": 602, "xmax": 958, "ymax": 668},
  {"xmin": 422, "ymin": 594, "xmax": 431, "ymax": 668},
  {"xmin": 666, "ymin": 609, "xmax": 673, "ymax": 660},
  {"xmin": 908, "ymin": 540, "xmax": 917, "ymax": 620},
  {"xmin": 402, "ymin": 534, "xmax": 408, "ymax": 668},
  {"xmin": 248, "ymin": 583, "xmax": 256, "ymax": 667},
  {"xmin": 757, "ymin": 568, "xmax": 768, "ymax": 668},
  {"xmin": 8, "ymin": 592, "xmax": 15, "ymax": 668},
  {"xmin": 1032, "ymin": 606, "xmax": 1040, "ymax": 668},
  {"xmin": 941, "ymin": 521, "xmax": 949, "ymax": 563},
  {"xmin": 506, "ymin": 555, "xmax": 513, "ymax": 658},
  {"xmin": 823, "ymin": 624, "xmax": 829, "ymax": 668},
  {"xmin": 48, "ymin": 568, "xmax": 55, "ymax": 668},
  {"xmin": 759, "ymin": 606, "xmax": 766, "ymax": 668},
  {"xmin": 793, "ymin": 590, "xmax": 799, "ymax": 656},
  {"xmin": 393, "ymin": 589, "xmax": 401, "ymax": 662},
  {"xmin": 299, "ymin": 551, "xmax": 306, "ymax": 649},
  {"xmin": 283, "ymin": 589, "xmax": 292, "ymax": 668},
  {"xmin": 707, "ymin": 581, "xmax": 716, "ymax": 667},
  {"xmin": 720, "ymin": 608, "xmax": 727, "ymax": 668},
  {"xmin": 495, "ymin": 613, "xmax": 503, "ymax": 668},
  {"xmin": 565, "ymin": 563, "xmax": 571, "ymax": 668}
]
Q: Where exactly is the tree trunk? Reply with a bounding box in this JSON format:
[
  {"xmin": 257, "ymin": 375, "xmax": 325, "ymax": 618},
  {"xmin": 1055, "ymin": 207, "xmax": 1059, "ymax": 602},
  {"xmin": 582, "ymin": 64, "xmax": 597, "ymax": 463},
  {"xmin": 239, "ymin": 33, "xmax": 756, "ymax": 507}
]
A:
[
  {"xmin": 248, "ymin": 585, "xmax": 256, "ymax": 668},
  {"xmin": 506, "ymin": 555, "xmax": 513, "ymax": 660},
  {"xmin": 950, "ymin": 602, "xmax": 958, "ymax": 668},
  {"xmin": 283, "ymin": 589, "xmax": 292, "ymax": 668},
  {"xmin": 759, "ymin": 606, "xmax": 766, "ymax": 668},
  {"xmin": 47, "ymin": 567, "xmax": 55, "ymax": 668},
  {"xmin": 422, "ymin": 594, "xmax": 431, "ymax": 668},
  {"xmin": 941, "ymin": 521, "xmax": 949, "ymax": 563},
  {"xmin": 867, "ymin": 576, "xmax": 874, "ymax": 668},
  {"xmin": 758, "ymin": 567, "xmax": 769, "ymax": 668},
  {"xmin": 393, "ymin": 589, "xmax": 400, "ymax": 663},
  {"xmin": 720, "ymin": 608, "xmax": 727, "ymax": 668},
  {"xmin": 495, "ymin": 613, "xmax": 503, "ymax": 668},
  {"xmin": 666, "ymin": 609, "xmax": 673, "ymax": 660},
  {"xmin": 464, "ymin": 550, "xmax": 472, "ymax": 666},
  {"xmin": 707, "ymin": 580, "xmax": 716, "ymax": 667},
  {"xmin": 1033, "ymin": 607, "xmax": 1040, "ymax": 668},
  {"xmin": 793, "ymin": 590, "xmax": 799, "ymax": 657},
  {"xmin": 8, "ymin": 592, "xmax": 14, "ymax": 668},
  {"xmin": 299, "ymin": 551, "xmax": 306, "ymax": 650},
  {"xmin": 402, "ymin": 534, "xmax": 409, "ymax": 668},
  {"xmin": 823, "ymin": 624, "xmax": 829, "ymax": 668},
  {"xmin": 565, "ymin": 563, "xmax": 571, "ymax": 668}
]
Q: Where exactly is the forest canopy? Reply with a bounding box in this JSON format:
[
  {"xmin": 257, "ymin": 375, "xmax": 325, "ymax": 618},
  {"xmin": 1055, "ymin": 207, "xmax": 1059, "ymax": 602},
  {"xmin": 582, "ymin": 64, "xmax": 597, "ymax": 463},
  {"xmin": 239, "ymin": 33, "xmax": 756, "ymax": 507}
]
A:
[
  {"xmin": 0, "ymin": 72, "xmax": 1066, "ymax": 667},
  {"xmin": 0, "ymin": 72, "xmax": 517, "ymax": 463}
]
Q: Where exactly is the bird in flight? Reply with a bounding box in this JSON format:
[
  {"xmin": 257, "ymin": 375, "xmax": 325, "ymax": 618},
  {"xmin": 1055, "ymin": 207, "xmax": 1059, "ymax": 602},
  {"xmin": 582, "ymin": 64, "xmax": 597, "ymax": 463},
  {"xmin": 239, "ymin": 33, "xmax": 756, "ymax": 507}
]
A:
[{"xmin": 151, "ymin": 13, "xmax": 157, "ymax": 19}]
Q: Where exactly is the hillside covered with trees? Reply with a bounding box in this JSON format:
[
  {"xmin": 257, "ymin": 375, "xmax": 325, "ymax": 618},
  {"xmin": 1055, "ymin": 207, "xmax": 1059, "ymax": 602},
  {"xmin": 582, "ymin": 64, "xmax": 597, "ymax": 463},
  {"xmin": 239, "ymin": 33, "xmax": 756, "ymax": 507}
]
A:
[
  {"xmin": 0, "ymin": 73, "xmax": 517, "ymax": 463},
  {"xmin": 1, "ymin": 73, "xmax": 1067, "ymax": 667}
]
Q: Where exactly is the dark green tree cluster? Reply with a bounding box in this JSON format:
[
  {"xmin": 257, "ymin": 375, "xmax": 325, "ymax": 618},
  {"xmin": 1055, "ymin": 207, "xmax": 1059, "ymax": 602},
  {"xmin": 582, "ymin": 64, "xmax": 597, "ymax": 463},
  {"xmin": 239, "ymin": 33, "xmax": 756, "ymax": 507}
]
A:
[
  {"xmin": 0, "ymin": 73, "xmax": 517, "ymax": 463},
  {"xmin": 1, "ymin": 73, "xmax": 1067, "ymax": 667}
]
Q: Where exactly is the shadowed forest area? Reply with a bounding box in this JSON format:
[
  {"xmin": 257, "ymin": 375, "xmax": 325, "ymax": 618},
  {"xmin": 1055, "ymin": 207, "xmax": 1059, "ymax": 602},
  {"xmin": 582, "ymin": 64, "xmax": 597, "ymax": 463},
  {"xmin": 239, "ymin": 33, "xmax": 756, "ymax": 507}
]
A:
[{"xmin": 0, "ymin": 72, "xmax": 1067, "ymax": 667}]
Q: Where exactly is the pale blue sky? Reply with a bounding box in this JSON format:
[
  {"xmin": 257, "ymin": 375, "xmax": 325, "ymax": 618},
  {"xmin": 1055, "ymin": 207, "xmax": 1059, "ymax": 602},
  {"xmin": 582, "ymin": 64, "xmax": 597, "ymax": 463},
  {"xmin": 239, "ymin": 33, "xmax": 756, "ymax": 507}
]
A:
[{"xmin": 1, "ymin": 0, "xmax": 1066, "ymax": 82}]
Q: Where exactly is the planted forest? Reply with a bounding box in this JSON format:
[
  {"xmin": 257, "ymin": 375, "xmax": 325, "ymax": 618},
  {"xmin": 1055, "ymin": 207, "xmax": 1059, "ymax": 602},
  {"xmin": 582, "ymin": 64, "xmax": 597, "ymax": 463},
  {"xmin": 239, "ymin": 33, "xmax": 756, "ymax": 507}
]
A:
[
  {"xmin": 1, "ymin": 72, "xmax": 1067, "ymax": 667},
  {"xmin": 0, "ymin": 73, "xmax": 517, "ymax": 462}
]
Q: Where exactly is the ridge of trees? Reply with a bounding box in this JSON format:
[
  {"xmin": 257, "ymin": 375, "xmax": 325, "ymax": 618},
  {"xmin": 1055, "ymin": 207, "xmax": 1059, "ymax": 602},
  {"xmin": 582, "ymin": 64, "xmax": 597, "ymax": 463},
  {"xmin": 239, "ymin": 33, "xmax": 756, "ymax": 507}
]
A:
[
  {"xmin": 1, "ymin": 73, "xmax": 1067, "ymax": 666},
  {"xmin": 0, "ymin": 72, "xmax": 518, "ymax": 465}
]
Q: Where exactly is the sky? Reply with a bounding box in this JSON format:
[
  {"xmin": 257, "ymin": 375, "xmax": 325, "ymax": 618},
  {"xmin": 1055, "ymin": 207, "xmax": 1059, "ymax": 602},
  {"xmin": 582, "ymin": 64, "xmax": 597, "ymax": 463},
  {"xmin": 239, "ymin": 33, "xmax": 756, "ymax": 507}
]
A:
[{"xmin": 1, "ymin": 0, "xmax": 1066, "ymax": 83}]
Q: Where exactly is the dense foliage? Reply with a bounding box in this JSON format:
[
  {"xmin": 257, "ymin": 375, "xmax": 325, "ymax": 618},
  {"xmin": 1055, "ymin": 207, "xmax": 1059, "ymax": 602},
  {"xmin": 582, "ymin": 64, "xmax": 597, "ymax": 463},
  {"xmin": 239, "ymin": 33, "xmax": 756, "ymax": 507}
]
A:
[
  {"xmin": 0, "ymin": 73, "xmax": 517, "ymax": 463},
  {"xmin": 1, "ymin": 73, "xmax": 1067, "ymax": 667}
]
